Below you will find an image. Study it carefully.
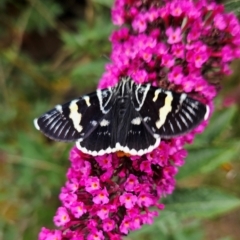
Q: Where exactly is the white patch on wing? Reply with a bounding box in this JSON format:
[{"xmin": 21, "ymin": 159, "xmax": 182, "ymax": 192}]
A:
[
  {"xmin": 42, "ymin": 111, "xmax": 55, "ymax": 121},
  {"xmin": 153, "ymin": 89, "xmax": 162, "ymax": 102},
  {"xmin": 97, "ymin": 88, "xmax": 113, "ymax": 114},
  {"xmin": 53, "ymin": 121, "xmax": 62, "ymax": 133},
  {"xmin": 179, "ymin": 93, "xmax": 187, "ymax": 105},
  {"xmin": 179, "ymin": 113, "xmax": 188, "ymax": 127},
  {"xmin": 191, "ymin": 102, "xmax": 198, "ymax": 109},
  {"xmin": 143, "ymin": 117, "xmax": 151, "ymax": 122},
  {"xmin": 175, "ymin": 119, "xmax": 182, "ymax": 130},
  {"xmin": 69, "ymin": 100, "xmax": 83, "ymax": 132},
  {"xmin": 49, "ymin": 118, "xmax": 60, "ymax": 130},
  {"xmin": 57, "ymin": 121, "xmax": 68, "ymax": 136},
  {"xmin": 34, "ymin": 118, "xmax": 40, "ymax": 130},
  {"xmin": 83, "ymin": 95, "xmax": 91, "ymax": 106},
  {"xmin": 186, "ymin": 105, "xmax": 196, "ymax": 115},
  {"xmin": 64, "ymin": 126, "xmax": 71, "ymax": 138},
  {"xmin": 135, "ymin": 84, "xmax": 151, "ymax": 111},
  {"xmin": 204, "ymin": 105, "xmax": 210, "ymax": 120},
  {"xmin": 182, "ymin": 109, "xmax": 193, "ymax": 122},
  {"xmin": 55, "ymin": 105, "xmax": 63, "ymax": 113},
  {"xmin": 91, "ymin": 120, "xmax": 98, "ymax": 126},
  {"xmin": 131, "ymin": 117, "xmax": 141, "ymax": 125},
  {"xmin": 44, "ymin": 112, "xmax": 58, "ymax": 127},
  {"xmin": 100, "ymin": 119, "xmax": 110, "ymax": 127},
  {"xmin": 156, "ymin": 91, "xmax": 173, "ymax": 129}
]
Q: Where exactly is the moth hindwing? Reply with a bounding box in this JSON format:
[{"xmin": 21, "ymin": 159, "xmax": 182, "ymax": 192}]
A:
[{"xmin": 34, "ymin": 76, "xmax": 209, "ymax": 156}]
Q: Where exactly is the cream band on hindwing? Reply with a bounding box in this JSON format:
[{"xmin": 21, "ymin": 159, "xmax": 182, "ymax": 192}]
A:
[{"xmin": 76, "ymin": 135, "xmax": 161, "ymax": 156}]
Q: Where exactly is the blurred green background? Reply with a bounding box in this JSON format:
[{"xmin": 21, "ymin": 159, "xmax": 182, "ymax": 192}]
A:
[{"xmin": 0, "ymin": 0, "xmax": 240, "ymax": 240}]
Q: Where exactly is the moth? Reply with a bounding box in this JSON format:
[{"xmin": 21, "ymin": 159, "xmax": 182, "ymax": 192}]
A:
[{"xmin": 34, "ymin": 76, "xmax": 209, "ymax": 156}]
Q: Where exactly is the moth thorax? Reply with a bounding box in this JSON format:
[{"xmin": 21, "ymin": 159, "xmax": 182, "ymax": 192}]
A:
[{"xmin": 117, "ymin": 96, "xmax": 129, "ymax": 116}]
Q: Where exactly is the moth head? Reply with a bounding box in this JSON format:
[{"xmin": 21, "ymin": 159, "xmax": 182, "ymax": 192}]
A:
[
  {"xmin": 121, "ymin": 76, "xmax": 132, "ymax": 82},
  {"xmin": 116, "ymin": 151, "xmax": 131, "ymax": 158}
]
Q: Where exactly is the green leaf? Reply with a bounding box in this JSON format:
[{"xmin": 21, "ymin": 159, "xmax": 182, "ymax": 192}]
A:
[
  {"xmin": 163, "ymin": 188, "xmax": 240, "ymax": 218},
  {"xmin": 194, "ymin": 106, "xmax": 237, "ymax": 145},
  {"xmin": 177, "ymin": 143, "xmax": 239, "ymax": 179},
  {"xmin": 61, "ymin": 21, "xmax": 113, "ymax": 51},
  {"xmin": 26, "ymin": 0, "xmax": 63, "ymax": 33},
  {"xmin": 0, "ymin": 132, "xmax": 65, "ymax": 172},
  {"xmin": 71, "ymin": 60, "xmax": 106, "ymax": 85},
  {"xmin": 0, "ymin": 0, "xmax": 9, "ymax": 8},
  {"xmin": 218, "ymin": 237, "xmax": 234, "ymax": 240},
  {"xmin": 92, "ymin": 0, "xmax": 113, "ymax": 8},
  {"xmin": 129, "ymin": 188, "xmax": 240, "ymax": 239},
  {"xmin": 224, "ymin": 1, "xmax": 240, "ymax": 15},
  {"xmin": 129, "ymin": 211, "xmax": 204, "ymax": 240}
]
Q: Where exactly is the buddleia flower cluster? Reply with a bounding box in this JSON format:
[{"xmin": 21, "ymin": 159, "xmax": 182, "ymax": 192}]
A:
[{"xmin": 39, "ymin": 0, "xmax": 240, "ymax": 239}]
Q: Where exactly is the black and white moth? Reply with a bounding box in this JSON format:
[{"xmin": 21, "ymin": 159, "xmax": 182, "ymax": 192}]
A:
[{"xmin": 34, "ymin": 76, "xmax": 209, "ymax": 156}]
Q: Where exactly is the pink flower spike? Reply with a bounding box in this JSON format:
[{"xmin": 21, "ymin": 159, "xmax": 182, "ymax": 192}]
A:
[
  {"xmin": 66, "ymin": 178, "xmax": 79, "ymax": 192},
  {"xmin": 131, "ymin": 217, "xmax": 141, "ymax": 230},
  {"xmin": 171, "ymin": 43, "xmax": 185, "ymax": 58},
  {"xmin": 120, "ymin": 216, "xmax": 131, "ymax": 234},
  {"xmin": 156, "ymin": 43, "xmax": 168, "ymax": 55},
  {"xmin": 162, "ymin": 165, "xmax": 178, "ymax": 179},
  {"xmin": 38, "ymin": 0, "xmax": 240, "ymax": 238},
  {"xmin": 141, "ymin": 47, "xmax": 153, "ymax": 63},
  {"xmin": 69, "ymin": 146, "xmax": 83, "ymax": 165},
  {"xmin": 112, "ymin": 9, "xmax": 125, "ymax": 26},
  {"xmin": 182, "ymin": 78, "xmax": 195, "ymax": 92},
  {"xmin": 87, "ymin": 230, "xmax": 104, "ymax": 240},
  {"xmin": 137, "ymin": 192, "xmax": 154, "ymax": 207},
  {"xmin": 170, "ymin": 2, "xmax": 183, "ymax": 17},
  {"xmin": 109, "ymin": 27, "xmax": 129, "ymax": 42},
  {"xmin": 227, "ymin": 13, "xmax": 240, "ymax": 36},
  {"xmin": 142, "ymin": 211, "xmax": 158, "ymax": 225},
  {"xmin": 59, "ymin": 191, "xmax": 77, "ymax": 208},
  {"xmin": 172, "ymin": 148, "xmax": 188, "ymax": 166},
  {"xmin": 214, "ymin": 13, "xmax": 227, "ymax": 30},
  {"xmin": 71, "ymin": 201, "xmax": 87, "ymax": 218},
  {"xmin": 168, "ymin": 66, "xmax": 184, "ymax": 84},
  {"xmin": 146, "ymin": 8, "xmax": 159, "ymax": 22},
  {"xmin": 140, "ymin": 160, "xmax": 152, "ymax": 174},
  {"xmin": 124, "ymin": 174, "xmax": 139, "ymax": 191},
  {"xmin": 155, "ymin": 141, "xmax": 170, "ymax": 166},
  {"xmin": 131, "ymin": 69, "xmax": 148, "ymax": 84},
  {"xmin": 38, "ymin": 228, "xmax": 62, "ymax": 240},
  {"xmin": 97, "ymin": 205, "xmax": 110, "ymax": 220},
  {"xmin": 53, "ymin": 207, "xmax": 70, "ymax": 227},
  {"xmin": 119, "ymin": 192, "xmax": 137, "ymax": 209},
  {"xmin": 193, "ymin": 50, "xmax": 209, "ymax": 68},
  {"xmin": 166, "ymin": 27, "xmax": 182, "ymax": 44},
  {"xmin": 221, "ymin": 45, "xmax": 234, "ymax": 62},
  {"xmin": 100, "ymin": 168, "xmax": 114, "ymax": 182},
  {"xmin": 95, "ymin": 155, "xmax": 112, "ymax": 169},
  {"xmin": 187, "ymin": 27, "xmax": 201, "ymax": 42},
  {"xmin": 103, "ymin": 219, "xmax": 115, "ymax": 232},
  {"xmin": 161, "ymin": 54, "xmax": 175, "ymax": 68},
  {"xmin": 132, "ymin": 13, "xmax": 147, "ymax": 33},
  {"xmin": 93, "ymin": 188, "xmax": 109, "ymax": 204},
  {"xmin": 85, "ymin": 177, "xmax": 100, "ymax": 193}
]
